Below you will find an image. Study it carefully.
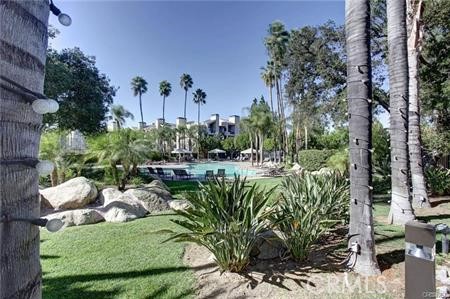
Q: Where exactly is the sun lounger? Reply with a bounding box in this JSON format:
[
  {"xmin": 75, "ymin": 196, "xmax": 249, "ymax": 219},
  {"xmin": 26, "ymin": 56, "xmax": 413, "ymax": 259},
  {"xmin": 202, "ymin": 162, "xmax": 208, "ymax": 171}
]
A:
[
  {"xmin": 216, "ymin": 169, "xmax": 226, "ymax": 178},
  {"xmin": 147, "ymin": 167, "xmax": 157, "ymax": 175},
  {"xmin": 205, "ymin": 170, "xmax": 214, "ymax": 180},
  {"xmin": 173, "ymin": 169, "xmax": 193, "ymax": 180},
  {"xmin": 156, "ymin": 167, "xmax": 171, "ymax": 179}
]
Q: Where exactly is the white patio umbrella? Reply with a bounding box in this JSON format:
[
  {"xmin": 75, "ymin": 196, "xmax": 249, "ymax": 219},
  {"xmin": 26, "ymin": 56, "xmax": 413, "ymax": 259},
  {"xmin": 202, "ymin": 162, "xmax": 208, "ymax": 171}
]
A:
[
  {"xmin": 241, "ymin": 148, "xmax": 257, "ymax": 154},
  {"xmin": 208, "ymin": 148, "xmax": 226, "ymax": 154}
]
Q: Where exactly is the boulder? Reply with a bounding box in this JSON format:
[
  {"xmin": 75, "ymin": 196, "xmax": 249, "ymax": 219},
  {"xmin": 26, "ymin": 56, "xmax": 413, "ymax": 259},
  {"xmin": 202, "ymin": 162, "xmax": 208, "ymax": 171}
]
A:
[
  {"xmin": 45, "ymin": 209, "xmax": 104, "ymax": 227},
  {"xmin": 168, "ymin": 199, "xmax": 192, "ymax": 211},
  {"xmin": 39, "ymin": 177, "xmax": 98, "ymax": 209},
  {"xmin": 97, "ymin": 193, "xmax": 147, "ymax": 223},
  {"xmin": 124, "ymin": 186, "xmax": 171, "ymax": 213},
  {"xmin": 251, "ymin": 230, "xmax": 286, "ymax": 260},
  {"xmin": 99, "ymin": 188, "xmax": 123, "ymax": 206},
  {"xmin": 437, "ymin": 286, "xmax": 450, "ymax": 299},
  {"xmin": 147, "ymin": 179, "xmax": 170, "ymax": 192}
]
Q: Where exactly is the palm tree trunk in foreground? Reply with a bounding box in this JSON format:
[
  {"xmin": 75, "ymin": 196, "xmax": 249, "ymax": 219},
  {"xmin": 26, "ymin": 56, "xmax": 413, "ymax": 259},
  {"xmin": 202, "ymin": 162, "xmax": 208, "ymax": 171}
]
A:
[
  {"xmin": 0, "ymin": 1, "xmax": 49, "ymax": 297},
  {"xmin": 387, "ymin": 0, "xmax": 415, "ymax": 224},
  {"xmin": 345, "ymin": 0, "xmax": 380, "ymax": 276},
  {"xmin": 407, "ymin": 0, "xmax": 429, "ymax": 208}
]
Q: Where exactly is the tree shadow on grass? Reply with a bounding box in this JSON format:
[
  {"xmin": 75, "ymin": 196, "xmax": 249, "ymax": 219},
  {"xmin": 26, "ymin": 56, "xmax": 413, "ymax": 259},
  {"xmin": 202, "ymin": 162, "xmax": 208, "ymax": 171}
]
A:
[
  {"xmin": 41, "ymin": 254, "xmax": 60, "ymax": 260},
  {"xmin": 43, "ymin": 266, "xmax": 192, "ymax": 299}
]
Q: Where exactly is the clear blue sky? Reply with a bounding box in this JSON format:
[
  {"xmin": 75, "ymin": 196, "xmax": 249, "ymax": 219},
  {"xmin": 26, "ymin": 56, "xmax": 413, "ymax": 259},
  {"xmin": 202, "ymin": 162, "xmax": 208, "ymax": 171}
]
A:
[{"xmin": 50, "ymin": 1, "xmax": 346, "ymax": 127}]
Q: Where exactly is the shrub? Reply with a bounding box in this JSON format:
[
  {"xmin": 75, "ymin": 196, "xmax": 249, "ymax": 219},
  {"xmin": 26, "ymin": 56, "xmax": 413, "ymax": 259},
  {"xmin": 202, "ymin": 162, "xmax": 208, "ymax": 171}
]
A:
[
  {"xmin": 166, "ymin": 177, "xmax": 274, "ymax": 273},
  {"xmin": 271, "ymin": 173, "xmax": 349, "ymax": 261},
  {"xmin": 425, "ymin": 166, "xmax": 450, "ymax": 196},
  {"xmin": 129, "ymin": 176, "xmax": 145, "ymax": 186},
  {"xmin": 326, "ymin": 149, "xmax": 349, "ymax": 175},
  {"xmin": 148, "ymin": 151, "xmax": 162, "ymax": 161},
  {"xmin": 298, "ymin": 149, "xmax": 335, "ymax": 171}
]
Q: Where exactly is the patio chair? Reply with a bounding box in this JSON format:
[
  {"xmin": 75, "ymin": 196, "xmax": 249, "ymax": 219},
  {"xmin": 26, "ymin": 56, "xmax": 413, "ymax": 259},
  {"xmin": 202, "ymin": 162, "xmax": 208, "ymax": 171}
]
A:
[
  {"xmin": 216, "ymin": 169, "xmax": 226, "ymax": 178},
  {"xmin": 205, "ymin": 170, "xmax": 215, "ymax": 180},
  {"xmin": 173, "ymin": 169, "xmax": 192, "ymax": 180},
  {"xmin": 156, "ymin": 167, "xmax": 170, "ymax": 179},
  {"xmin": 147, "ymin": 167, "xmax": 157, "ymax": 175}
]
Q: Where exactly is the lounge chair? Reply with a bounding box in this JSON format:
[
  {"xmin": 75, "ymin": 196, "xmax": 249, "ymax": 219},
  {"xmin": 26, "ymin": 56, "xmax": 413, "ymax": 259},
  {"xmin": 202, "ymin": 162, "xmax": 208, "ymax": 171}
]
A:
[
  {"xmin": 173, "ymin": 169, "xmax": 192, "ymax": 180},
  {"xmin": 156, "ymin": 167, "xmax": 170, "ymax": 179},
  {"xmin": 205, "ymin": 170, "xmax": 215, "ymax": 180},
  {"xmin": 216, "ymin": 169, "xmax": 226, "ymax": 178},
  {"xmin": 147, "ymin": 167, "xmax": 157, "ymax": 175}
]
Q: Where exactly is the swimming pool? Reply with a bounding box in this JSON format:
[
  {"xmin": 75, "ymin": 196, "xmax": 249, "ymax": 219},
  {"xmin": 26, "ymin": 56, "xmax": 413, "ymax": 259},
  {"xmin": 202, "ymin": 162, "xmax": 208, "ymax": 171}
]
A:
[{"xmin": 184, "ymin": 162, "xmax": 256, "ymax": 177}]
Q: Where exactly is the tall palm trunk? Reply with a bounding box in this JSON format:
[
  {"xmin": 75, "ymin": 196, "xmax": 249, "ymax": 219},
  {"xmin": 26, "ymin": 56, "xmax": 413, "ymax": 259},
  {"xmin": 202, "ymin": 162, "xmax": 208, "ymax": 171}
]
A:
[
  {"xmin": 387, "ymin": 0, "xmax": 415, "ymax": 224},
  {"xmin": 269, "ymin": 85, "xmax": 274, "ymax": 114},
  {"xmin": 279, "ymin": 77, "xmax": 289, "ymax": 159},
  {"xmin": 260, "ymin": 132, "xmax": 264, "ymax": 166},
  {"xmin": 197, "ymin": 103, "xmax": 200, "ymax": 159},
  {"xmin": 139, "ymin": 92, "xmax": 144, "ymax": 125},
  {"xmin": 250, "ymin": 136, "xmax": 254, "ymax": 166},
  {"xmin": 0, "ymin": 1, "xmax": 49, "ymax": 297},
  {"xmin": 407, "ymin": 0, "xmax": 429, "ymax": 208},
  {"xmin": 184, "ymin": 90, "xmax": 187, "ymax": 119},
  {"xmin": 162, "ymin": 95, "xmax": 166, "ymax": 124},
  {"xmin": 345, "ymin": 0, "xmax": 380, "ymax": 276}
]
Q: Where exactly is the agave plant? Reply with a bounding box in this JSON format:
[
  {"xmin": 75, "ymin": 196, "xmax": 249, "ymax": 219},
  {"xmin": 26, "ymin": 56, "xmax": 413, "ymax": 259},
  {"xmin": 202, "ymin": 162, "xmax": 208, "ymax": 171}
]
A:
[
  {"xmin": 166, "ymin": 177, "xmax": 274, "ymax": 273},
  {"xmin": 271, "ymin": 172, "xmax": 349, "ymax": 261}
]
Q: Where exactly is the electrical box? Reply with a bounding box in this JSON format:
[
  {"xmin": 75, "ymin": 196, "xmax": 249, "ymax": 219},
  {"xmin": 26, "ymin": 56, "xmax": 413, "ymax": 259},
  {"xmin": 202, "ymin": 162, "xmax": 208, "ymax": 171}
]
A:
[{"xmin": 405, "ymin": 220, "xmax": 436, "ymax": 299}]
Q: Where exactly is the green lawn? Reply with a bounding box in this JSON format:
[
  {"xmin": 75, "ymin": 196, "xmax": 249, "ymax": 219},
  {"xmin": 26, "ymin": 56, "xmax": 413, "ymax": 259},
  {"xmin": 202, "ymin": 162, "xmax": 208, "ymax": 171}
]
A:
[
  {"xmin": 41, "ymin": 178, "xmax": 450, "ymax": 298},
  {"xmin": 41, "ymin": 215, "xmax": 195, "ymax": 299}
]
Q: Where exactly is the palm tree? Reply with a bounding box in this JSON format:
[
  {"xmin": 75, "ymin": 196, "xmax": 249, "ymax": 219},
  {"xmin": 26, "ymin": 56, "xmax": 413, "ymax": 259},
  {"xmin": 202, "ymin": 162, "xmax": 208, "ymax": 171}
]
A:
[
  {"xmin": 131, "ymin": 76, "xmax": 148, "ymax": 128},
  {"xmin": 345, "ymin": 0, "xmax": 380, "ymax": 275},
  {"xmin": 261, "ymin": 60, "xmax": 276, "ymax": 114},
  {"xmin": 265, "ymin": 21, "xmax": 290, "ymax": 158},
  {"xmin": 180, "ymin": 74, "xmax": 193, "ymax": 119},
  {"xmin": 387, "ymin": 0, "xmax": 415, "ymax": 224},
  {"xmin": 407, "ymin": 0, "xmax": 429, "ymax": 208},
  {"xmin": 159, "ymin": 80, "xmax": 172, "ymax": 123},
  {"xmin": 193, "ymin": 89, "xmax": 207, "ymax": 158},
  {"xmin": 0, "ymin": 1, "xmax": 49, "ymax": 296},
  {"xmin": 110, "ymin": 104, "xmax": 134, "ymax": 130}
]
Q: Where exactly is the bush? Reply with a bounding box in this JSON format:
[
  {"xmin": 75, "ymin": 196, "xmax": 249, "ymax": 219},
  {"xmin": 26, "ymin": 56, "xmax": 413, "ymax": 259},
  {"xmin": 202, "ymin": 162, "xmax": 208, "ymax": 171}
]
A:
[
  {"xmin": 166, "ymin": 177, "xmax": 274, "ymax": 273},
  {"xmin": 298, "ymin": 149, "xmax": 335, "ymax": 171},
  {"xmin": 129, "ymin": 176, "xmax": 145, "ymax": 186},
  {"xmin": 425, "ymin": 166, "xmax": 450, "ymax": 196},
  {"xmin": 271, "ymin": 173, "xmax": 349, "ymax": 261},
  {"xmin": 148, "ymin": 151, "xmax": 163, "ymax": 161},
  {"xmin": 326, "ymin": 149, "xmax": 349, "ymax": 175}
]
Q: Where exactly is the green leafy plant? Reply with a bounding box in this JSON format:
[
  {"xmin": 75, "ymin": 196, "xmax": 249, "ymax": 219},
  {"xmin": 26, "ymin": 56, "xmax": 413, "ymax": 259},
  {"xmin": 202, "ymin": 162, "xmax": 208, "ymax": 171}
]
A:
[
  {"xmin": 326, "ymin": 149, "xmax": 349, "ymax": 175},
  {"xmin": 425, "ymin": 166, "xmax": 450, "ymax": 196},
  {"xmin": 298, "ymin": 149, "xmax": 336, "ymax": 171},
  {"xmin": 166, "ymin": 177, "xmax": 274, "ymax": 273},
  {"xmin": 271, "ymin": 173, "xmax": 349, "ymax": 261}
]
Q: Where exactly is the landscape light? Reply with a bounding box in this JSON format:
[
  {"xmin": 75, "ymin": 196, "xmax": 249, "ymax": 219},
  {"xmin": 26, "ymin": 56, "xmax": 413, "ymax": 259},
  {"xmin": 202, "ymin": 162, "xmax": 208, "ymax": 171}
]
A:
[
  {"xmin": 0, "ymin": 215, "xmax": 64, "ymax": 233},
  {"xmin": 36, "ymin": 160, "xmax": 54, "ymax": 176},
  {"xmin": 32, "ymin": 99, "xmax": 59, "ymax": 114},
  {"xmin": 49, "ymin": 0, "xmax": 72, "ymax": 26}
]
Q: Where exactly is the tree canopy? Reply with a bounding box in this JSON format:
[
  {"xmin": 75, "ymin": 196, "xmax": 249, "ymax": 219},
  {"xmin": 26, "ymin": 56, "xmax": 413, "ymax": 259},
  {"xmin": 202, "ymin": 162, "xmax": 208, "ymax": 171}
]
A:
[{"xmin": 44, "ymin": 48, "xmax": 116, "ymax": 133}]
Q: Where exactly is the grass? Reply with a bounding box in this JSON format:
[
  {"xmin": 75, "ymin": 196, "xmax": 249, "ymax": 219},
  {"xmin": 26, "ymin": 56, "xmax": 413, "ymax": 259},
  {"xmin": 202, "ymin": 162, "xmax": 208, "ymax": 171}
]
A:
[
  {"xmin": 41, "ymin": 215, "xmax": 195, "ymax": 299},
  {"xmin": 41, "ymin": 177, "xmax": 450, "ymax": 298}
]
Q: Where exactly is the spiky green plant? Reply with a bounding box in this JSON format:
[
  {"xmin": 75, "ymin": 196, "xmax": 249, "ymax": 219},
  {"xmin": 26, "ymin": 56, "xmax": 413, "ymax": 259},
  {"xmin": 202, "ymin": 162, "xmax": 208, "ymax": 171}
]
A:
[
  {"xmin": 166, "ymin": 177, "xmax": 274, "ymax": 273},
  {"xmin": 271, "ymin": 172, "xmax": 349, "ymax": 261}
]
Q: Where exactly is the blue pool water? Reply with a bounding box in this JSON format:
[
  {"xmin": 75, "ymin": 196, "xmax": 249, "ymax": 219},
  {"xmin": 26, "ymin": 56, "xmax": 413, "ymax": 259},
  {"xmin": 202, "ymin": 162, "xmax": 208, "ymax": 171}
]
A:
[{"xmin": 184, "ymin": 162, "xmax": 256, "ymax": 177}]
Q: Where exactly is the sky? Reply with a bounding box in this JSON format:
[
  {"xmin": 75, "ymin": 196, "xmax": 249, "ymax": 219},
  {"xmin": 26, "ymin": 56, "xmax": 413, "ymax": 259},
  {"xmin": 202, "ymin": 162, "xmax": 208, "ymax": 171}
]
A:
[{"xmin": 50, "ymin": 0, "xmax": 348, "ymax": 127}]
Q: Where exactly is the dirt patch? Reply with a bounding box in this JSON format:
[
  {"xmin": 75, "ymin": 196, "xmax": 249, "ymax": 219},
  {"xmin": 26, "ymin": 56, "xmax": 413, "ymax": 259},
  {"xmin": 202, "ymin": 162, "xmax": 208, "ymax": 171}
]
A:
[{"xmin": 183, "ymin": 230, "xmax": 405, "ymax": 299}]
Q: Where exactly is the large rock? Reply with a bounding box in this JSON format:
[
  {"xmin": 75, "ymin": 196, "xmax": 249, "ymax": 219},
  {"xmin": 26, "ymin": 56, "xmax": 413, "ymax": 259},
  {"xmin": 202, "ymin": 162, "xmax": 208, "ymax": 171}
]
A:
[
  {"xmin": 251, "ymin": 230, "xmax": 286, "ymax": 260},
  {"xmin": 168, "ymin": 199, "xmax": 192, "ymax": 211},
  {"xmin": 147, "ymin": 179, "xmax": 170, "ymax": 192},
  {"xmin": 45, "ymin": 209, "xmax": 104, "ymax": 227},
  {"xmin": 97, "ymin": 193, "xmax": 148, "ymax": 223},
  {"xmin": 124, "ymin": 186, "xmax": 171, "ymax": 213},
  {"xmin": 99, "ymin": 188, "xmax": 123, "ymax": 206},
  {"xmin": 39, "ymin": 177, "xmax": 98, "ymax": 209}
]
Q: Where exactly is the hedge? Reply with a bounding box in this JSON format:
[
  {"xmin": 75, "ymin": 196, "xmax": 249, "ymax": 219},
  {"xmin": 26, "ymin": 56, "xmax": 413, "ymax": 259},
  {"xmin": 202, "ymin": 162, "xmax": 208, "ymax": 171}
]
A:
[{"xmin": 298, "ymin": 149, "xmax": 336, "ymax": 171}]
